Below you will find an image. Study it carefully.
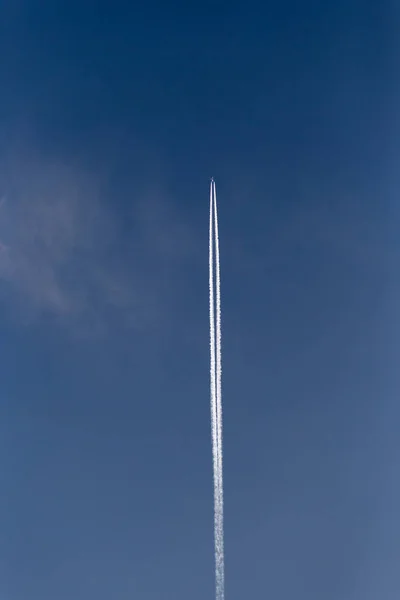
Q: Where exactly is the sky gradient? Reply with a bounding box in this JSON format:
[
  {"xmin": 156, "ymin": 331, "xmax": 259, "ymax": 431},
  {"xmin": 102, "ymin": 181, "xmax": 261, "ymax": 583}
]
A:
[{"xmin": 1, "ymin": 1, "xmax": 400, "ymax": 599}]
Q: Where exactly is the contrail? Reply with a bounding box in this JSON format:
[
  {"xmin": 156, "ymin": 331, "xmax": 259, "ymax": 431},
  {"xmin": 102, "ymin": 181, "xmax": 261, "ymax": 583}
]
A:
[
  {"xmin": 209, "ymin": 178, "xmax": 225, "ymax": 600},
  {"xmin": 213, "ymin": 179, "xmax": 224, "ymax": 592}
]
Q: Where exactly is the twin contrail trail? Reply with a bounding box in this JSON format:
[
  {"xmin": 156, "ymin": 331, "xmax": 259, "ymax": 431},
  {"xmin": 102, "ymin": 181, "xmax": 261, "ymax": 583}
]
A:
[{"xmin": 209, "ymin": 178, "xmax": 224, "ymax": 600}]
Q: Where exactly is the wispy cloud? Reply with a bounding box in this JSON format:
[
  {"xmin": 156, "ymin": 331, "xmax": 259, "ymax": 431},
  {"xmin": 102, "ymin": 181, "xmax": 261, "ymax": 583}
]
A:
[{"xmin": 0, "ymin": 154, "xmax": 196, "ymax": 335}]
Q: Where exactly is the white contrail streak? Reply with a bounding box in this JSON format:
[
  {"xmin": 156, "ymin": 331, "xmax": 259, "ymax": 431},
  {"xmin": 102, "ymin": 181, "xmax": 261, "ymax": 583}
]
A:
[
  {"xmin": 213, "ymin": 179, "xmax": 224, "ymax": 591},
  {"xmin": 209, "ymin": 179, "xmax": 225, "ymax": 600},
  {"xmin": 209, "ymin": 180, "xmax": 219, "ymax": 586}
]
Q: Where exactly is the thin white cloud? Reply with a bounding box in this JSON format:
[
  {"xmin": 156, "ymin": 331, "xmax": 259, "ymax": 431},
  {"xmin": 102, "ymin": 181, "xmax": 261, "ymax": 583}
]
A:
[{"xmin": 0, "ymin": 154, "xmax": 196, "ymax": 336}]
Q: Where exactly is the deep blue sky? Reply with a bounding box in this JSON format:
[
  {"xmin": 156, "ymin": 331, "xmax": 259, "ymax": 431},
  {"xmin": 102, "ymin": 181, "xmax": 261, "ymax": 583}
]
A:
[{"xmin": 1, "ymin": 2, "xmax": 399, "ymax": 599}]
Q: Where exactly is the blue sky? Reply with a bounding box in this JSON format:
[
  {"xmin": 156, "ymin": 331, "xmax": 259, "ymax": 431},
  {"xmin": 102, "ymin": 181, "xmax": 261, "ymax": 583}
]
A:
[{"xmin": 1, "ymin": 1, "xmax": 400, "ymax": 599}]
